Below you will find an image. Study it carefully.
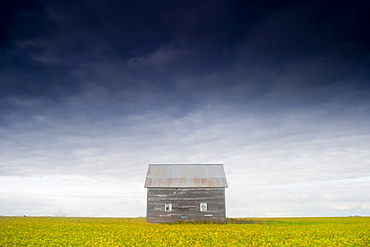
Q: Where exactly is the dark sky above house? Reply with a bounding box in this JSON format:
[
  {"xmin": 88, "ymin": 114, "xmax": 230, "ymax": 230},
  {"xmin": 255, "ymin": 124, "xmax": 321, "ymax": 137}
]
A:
[{"xmin": 1, "ymin": 0, "xmax": 370, "ymax": 217}]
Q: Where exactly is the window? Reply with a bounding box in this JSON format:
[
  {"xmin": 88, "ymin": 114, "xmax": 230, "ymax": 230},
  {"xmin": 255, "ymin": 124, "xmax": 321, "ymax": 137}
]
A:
[
  {"xmin": 200, "ymin": 202, "xmax": 207, "ymax": 212},
  {"xmin": 165, "ymin": 203, "xmax": 172, "ymax": 212}
]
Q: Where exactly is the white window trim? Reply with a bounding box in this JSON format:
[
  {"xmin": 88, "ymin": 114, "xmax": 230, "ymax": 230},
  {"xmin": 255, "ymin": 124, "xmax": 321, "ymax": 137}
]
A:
[
  {"xmin": 165, "ymin": 203, "xmax": 172, "ymax": 212},
  {"xmin": 200, "ymin": 202, "xmax": 207, "ymax": 212}
]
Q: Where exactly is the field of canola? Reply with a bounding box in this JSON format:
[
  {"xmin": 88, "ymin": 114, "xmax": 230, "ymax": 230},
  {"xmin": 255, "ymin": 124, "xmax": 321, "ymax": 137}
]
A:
[{"xmin": 1, "ymin": 216, "xmax": 370, "ymax": 246}]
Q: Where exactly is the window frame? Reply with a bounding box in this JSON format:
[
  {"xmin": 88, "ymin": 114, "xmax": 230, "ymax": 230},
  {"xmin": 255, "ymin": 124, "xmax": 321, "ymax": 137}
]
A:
[
  {"xmin": 165, "ymin": 203, "xmax": 172, "ymax": 212},
  {"xmin": 200, "ymin": 202, "xmax": 207, "ymax": 212}
]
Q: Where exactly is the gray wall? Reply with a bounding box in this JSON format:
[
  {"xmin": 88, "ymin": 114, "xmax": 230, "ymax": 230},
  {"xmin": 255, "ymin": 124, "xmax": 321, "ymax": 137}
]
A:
[{"xmin": 146, "ymin": 187, "xmax": 226, "ymax": 223}]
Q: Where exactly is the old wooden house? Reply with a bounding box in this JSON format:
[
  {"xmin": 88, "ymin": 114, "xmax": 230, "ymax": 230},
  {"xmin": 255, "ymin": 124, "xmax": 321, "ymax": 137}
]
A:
[{"xmin": 144, "ymin": 164, "xmax": 228, "ymax": 223}]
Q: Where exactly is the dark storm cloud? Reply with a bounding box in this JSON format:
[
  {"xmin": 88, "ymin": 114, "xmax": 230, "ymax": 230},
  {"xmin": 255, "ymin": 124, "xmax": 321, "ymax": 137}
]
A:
[
  {"xmin": 2, "ymin": 0, "xmax": 370, "ymax": 217},
  {"xmin": 1, "ymin": 0, "xmax": 370, "ymax": 111},
  {"xmin": 1, "ymin": 1, "xmax": 370, "ymax": 97}
]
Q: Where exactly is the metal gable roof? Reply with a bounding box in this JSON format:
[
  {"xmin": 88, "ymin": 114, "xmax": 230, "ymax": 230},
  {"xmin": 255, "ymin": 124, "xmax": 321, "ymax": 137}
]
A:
[{"xmin": 144, "ymin": 164, "xmax": 228, "ymax": 188}]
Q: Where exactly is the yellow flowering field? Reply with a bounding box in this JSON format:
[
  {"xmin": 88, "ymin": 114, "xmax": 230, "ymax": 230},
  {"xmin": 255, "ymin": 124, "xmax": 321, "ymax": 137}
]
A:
[{"xmin": 1, "ymin": 216, "xmax": 369, "ymax": 246}]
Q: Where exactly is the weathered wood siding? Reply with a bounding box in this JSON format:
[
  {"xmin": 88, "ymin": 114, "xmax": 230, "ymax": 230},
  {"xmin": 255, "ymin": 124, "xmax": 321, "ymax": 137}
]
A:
[{"xmin": 146, "ymin": 188, "xmax": 226, "ymax": 223}]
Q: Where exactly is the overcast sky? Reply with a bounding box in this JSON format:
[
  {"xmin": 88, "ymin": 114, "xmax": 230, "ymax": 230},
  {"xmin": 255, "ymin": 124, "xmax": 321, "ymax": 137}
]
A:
[{"xmin": 1, "ymin": 0, "xmax": 370, "ymax": 217}]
